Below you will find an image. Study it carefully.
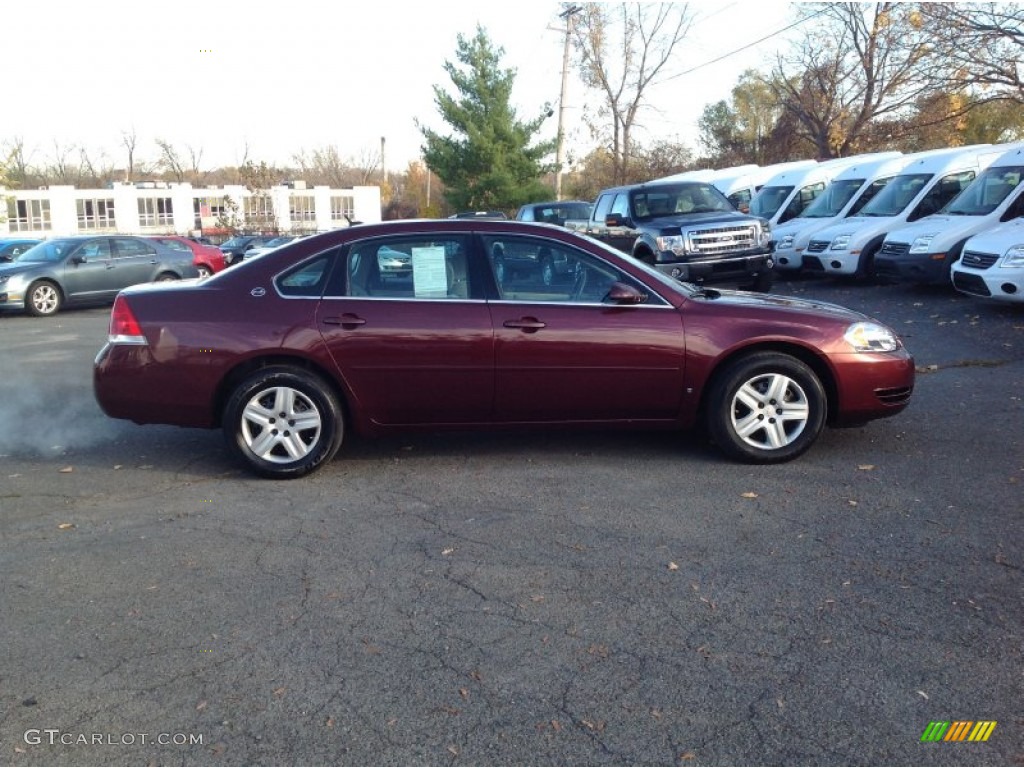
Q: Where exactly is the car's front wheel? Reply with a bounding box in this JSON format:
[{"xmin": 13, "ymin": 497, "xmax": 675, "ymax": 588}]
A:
[
  {"xmin": 197, "ymin": 264, "xmax": 213, "ymax": 278},
  {"xmin": 223, "ymin": 366, "xmax": 344, "ymax": 479},
  {"xmin": 26, "ymin": 280, "xmax": 62, "ymax": 317},
  {"xmin": 707, "ymin": 352, "xmax": 826, "ymax": 463}
]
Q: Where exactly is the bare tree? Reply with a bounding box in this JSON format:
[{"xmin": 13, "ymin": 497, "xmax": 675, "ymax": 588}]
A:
[
  {"xmin": 919, "ymin": 2, "xmax": 1024, "ymax": 101},
  {"xmin": 771, "ymin": 3, "xmax": 944, "ymax": 157},
  {"xmin": 121, "ymin": 128, "xmax": 139, "ymax": 183},
  {"xmin": 186, "ymin": 144, "xmax": 204, "ymax": 184},
  {"xmin": 155, "ymin": 138, "xmax": 186, "ymax": 182},
  {"xmin": 571, "ymin": 2, "xmax": 692, "ymax": 184},
  {"xmin": 46, "ymin": 139, "xmax": 78, "ymax": 184},
  {"xmin": 78, "ymin": 147, "xmax": 116, "ymax": 187}
]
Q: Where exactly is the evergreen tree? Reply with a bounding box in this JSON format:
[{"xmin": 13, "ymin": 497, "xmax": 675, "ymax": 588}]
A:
[{"xmin": 419, "ymin": 25, "xmax": 555, "ymax": 213}]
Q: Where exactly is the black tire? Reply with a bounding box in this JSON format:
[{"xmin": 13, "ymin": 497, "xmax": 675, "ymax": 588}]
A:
[
  {"xmin": 155, "ymin": 273, "xmax": 179, "ymax": 283},
  {"xmin": 744, "ymin": 270, "xmax": 774, "ymax": 292},
  {"xmin": 197, "ymin": 264, "xmax": 213, "ymax": 279},
  {"xmin": 26, "ymin": 280, "xmax": 62, "ymax": 317},
  {"xmin": 223, "ymin": 366, "xmax": 344, "ymax": 479},
  {"xmin": 706, "ymin": 352, "xmax": 826, "ymax": 464},
  {"xmin": 854, "ymin": 244, "xmax": 880, "ymax": 282}
]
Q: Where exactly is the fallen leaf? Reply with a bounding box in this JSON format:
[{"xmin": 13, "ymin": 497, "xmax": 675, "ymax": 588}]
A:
[
  {"xmin": 680, "ymin": 751, "xmax": 696, "ymax": 760},
  {"xmin": 272, "ymin": 686, "xmax": 286, "ymax": 697},
  {"xmin": 441, "ymin": 547, "xmax": 455, "ymax": 556},
  {"xmin": 667, "ymin": 561, "xmax": 679, "ymax": 571},
  {"xmin": 14, "ymin": 747, "xmax": 26, "ymax": 754},
  {"xmin": 113, "ymin": 465, "xmax": 123, "ymax": 470},
  {"xmin": 551, "ymin": 719, "xmax": 562, "ymax": 732},
  {"xmin": 325, "ymin": 716, "xmax": 335, "ymax": 728},
  {"xmin": 858, "ymin": 464, "xmax": 875, "ymax": 471},
  {"xmin": 59, "ymin": 466, "xmax": 74, "ymax": 473},
  {"xmin": 917, "ymin": 690, "xmax": 929, "ymax": 700},
  {"xmin": 458, "ymin": 687, "xmax": 469, "ymax": 700},
  {"xmin": 57, "ymin": 523, "xmax": 75, "ymax": 530},
  {"xmin": 848, "ymin": 500, "xmax": 858, "ymax": 506},
  {"xmin": 447, "ymin": 745, "xmax": 459, "ymax": 756},
  {"xmin": 196, "ymin": 699, "xmax": 208, "ymax": 711},
  {"xmin": 741, "ymin": 491, "xmax": 758, "ymax": 498}
]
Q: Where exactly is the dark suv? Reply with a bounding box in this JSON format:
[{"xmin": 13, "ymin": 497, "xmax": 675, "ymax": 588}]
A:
[
  {"xmin": 587, "ymin": 181, "xmax": 774, "ymax": 290},
  {"xmin": 515, "ymin": 200, "xmax": 593, "ymax": 231},
  {"xmin": 219, "ymin": 235, "xmax": 276, "ymax": 266}
]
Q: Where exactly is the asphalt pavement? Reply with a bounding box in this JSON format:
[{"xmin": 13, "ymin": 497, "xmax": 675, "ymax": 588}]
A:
[{"xmin": 0, "ymin": 277, "xmax": 1021, "ymax": 766}]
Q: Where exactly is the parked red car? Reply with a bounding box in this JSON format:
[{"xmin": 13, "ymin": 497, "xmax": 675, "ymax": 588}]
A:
[
  {"xmin": 147, "ymin": 235, "xmax": 226, "ymax": 278},
  {"xmin": 95, "ymin": 220, "xmax": 914, "ymax": 479}
]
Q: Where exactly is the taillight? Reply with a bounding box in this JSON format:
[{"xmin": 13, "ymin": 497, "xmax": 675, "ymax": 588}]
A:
[{"xmin": 108, "ymin": 295, "xmax": 147, "ymax": 345}]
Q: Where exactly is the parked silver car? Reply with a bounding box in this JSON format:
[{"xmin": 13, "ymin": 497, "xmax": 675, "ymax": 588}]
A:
[{"xmin": 0, "ymin": 235, "xmax": 199, "ymax": 316}]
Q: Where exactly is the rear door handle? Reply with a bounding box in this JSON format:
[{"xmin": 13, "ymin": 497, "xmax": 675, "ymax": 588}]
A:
[{"xmin": 503, "ymin": 317, "xmax": 546, "ymax": 332}]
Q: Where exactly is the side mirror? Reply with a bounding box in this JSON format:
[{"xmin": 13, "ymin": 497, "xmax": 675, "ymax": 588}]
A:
[
  {"xmin": 605, "ymin": 281, "xmax": 647, "ymax": 305},
  {"xmin": 71, "ymin": 255, "xmax": 87, "ymax": 264},
  {"xmin": 605, "ymin": 213, "xmax": 629, "ymax": 228}
]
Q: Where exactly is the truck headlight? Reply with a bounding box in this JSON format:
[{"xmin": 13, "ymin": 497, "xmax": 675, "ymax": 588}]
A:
[
  {"xmin": 655, "ymin": 235, "xmax": 687, "ymax": 256},
  {"xmin": 844, "ymin": 321, "xmax": 899, "ymax": 353},
  {"xmin": 831, "ymin": 235, "xmax": 851, "ymax": 251},
  {"xmin": 777, "ymin": 235, "xmax": 794, "ymax": 250},
  {"xmin": 909, "ymin": 234, "xmax": 936, "ymax": 254},
  {"xmin": 1000, "ymin": 245, "xmax": 1024, "ymax": 268}
]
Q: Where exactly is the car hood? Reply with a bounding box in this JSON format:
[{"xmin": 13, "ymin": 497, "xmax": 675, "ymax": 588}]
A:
[
  {"xmin": 0, "ymin": 261, "xmax": 47, "ymax": 277},
  {"xmin": 692, "ymin": 287, "xmax": 868, "ymax": 322},
  {"xmin": 644, "ymin": 211, "xmax": 765, "ymax": 230}
]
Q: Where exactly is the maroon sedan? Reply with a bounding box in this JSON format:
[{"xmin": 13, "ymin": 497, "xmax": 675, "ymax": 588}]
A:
[
  {"xmin": 95, "ymin": 220, "xmax": 914, "ymax": 479},
  {"xmin": 147, "ymin": 235, "xmax": 226, "ymax": 278}
]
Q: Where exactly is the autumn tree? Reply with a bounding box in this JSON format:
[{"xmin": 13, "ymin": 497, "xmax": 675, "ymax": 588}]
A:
[
  {"xmin": 771, "ymin": 3, "xmax": 943, "ymax": 158},
  {"xmin": 420, "ymin": 25, "xmax": 555, "ymax": 212},
  {"xmin": 571, "ymin": 3, "xmax": 692, "ymax": 184}
]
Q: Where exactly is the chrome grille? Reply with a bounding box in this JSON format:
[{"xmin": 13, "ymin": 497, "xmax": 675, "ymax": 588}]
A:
[
  {"xmin": 959, "ymin": 250, "xmax": 999, "ymax": 270},
  {"xmin": 686, "ymin": 224, "xmax": 759, "ymax": 256},
  {"xmin": 807, "ymin": 240, "xmax": 829, "ymax": 253}
]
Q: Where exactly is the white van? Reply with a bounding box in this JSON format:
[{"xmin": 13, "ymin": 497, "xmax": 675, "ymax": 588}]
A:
[
  {"xmin": 748, "ymin": 153, "xmax": 901, "ymax": 229},
  {"xmin": 950, "ymin": 218, "xmax": 1024, "ymax": 303},
  {"xmin": 711, "ymin": 161, "xmax": 816, "ymax": 212},
  {"xmin": 875, "ymin": 145, "xmax": 1024, "ymax": 285},
  {"xmin": 802, "ymin": 144, "xmax": 1000, "ymax": 278},
  {"xmin": 772, "ymin": 154, "xmax": 910, "ymax": 272}
]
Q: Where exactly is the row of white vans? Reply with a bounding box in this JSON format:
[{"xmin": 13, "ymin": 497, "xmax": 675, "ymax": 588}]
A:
[{"xmin": 666, "ymin": 143, "xmax": 1024, "ymax": 304}]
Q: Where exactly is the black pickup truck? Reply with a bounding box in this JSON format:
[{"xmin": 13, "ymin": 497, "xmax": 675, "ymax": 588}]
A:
[{"xmin": 586, "ymin": 180, "xmax": 775, "ymax": 290}]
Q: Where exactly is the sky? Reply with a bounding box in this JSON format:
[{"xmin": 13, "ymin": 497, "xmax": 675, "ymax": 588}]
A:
[{"xmin": 2, "ymin": 1, "xmax": 798, "ymax": 176}]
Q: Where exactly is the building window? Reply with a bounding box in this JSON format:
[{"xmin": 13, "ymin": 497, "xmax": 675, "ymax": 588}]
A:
[
  {"xmin": 243, "ymin": 194, "xmax": 275, "ymax": 229},
  {"xmin": 77, "ymin": 198, "xmax": 116, "ymax": 230},
  {"xmin": 331, "ymin": 195, "xmax": 354, "ymax": 222},
  {"xmin": 289, "ymin": 194, "xmax": 316, "ymax": 222},
  {"xmin": 138, "ymin": 197, "xmax": 174, "ymax": 227},
  {"xmin": 7, "ymin": 199, "xmax": 52, "ymax": 232},
  {"xmin": 194, "ymin": 197, "xmax": 225, "ymax": 219}
]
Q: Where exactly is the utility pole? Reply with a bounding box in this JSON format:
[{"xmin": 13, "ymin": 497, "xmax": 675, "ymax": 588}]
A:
[{"xmin": 555, "ymin": 5, "xmax": 581, "ymax": 201}]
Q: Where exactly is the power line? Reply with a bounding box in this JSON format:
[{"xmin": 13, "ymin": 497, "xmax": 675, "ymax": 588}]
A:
[{"xmin": 666, "ymin": 5, "xmax": 831, "ymax": 82}]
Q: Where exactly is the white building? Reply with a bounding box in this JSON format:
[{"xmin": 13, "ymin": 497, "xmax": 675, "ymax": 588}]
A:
[{"xmin": 1, "ymin": 181, "xmax": 382, "ymax": 238}]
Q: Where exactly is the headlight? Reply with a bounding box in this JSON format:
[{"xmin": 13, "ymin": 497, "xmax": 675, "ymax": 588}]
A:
[
  {"xmin": 831, "ymin": 235, "xmax": 851, "ymax": 251},
  {"xmin": 909, "ymin": 234, "xmax": 936, "ymax": 254},
  {"xmin": 999, "ymin": 245, "xmax": 1024, "ymax": 268},
  {"xmin": 777, "ymin": 235, "xmax": 794, "ymax": 250},
  {"xmin": 655, "ymin": 235, "xmax": 687, "ymax": 256},
  {"xmin": 759, "ymin": 222, "xmax": 772, "ymax": 247},
  {"xmin": 0, "ymin": 274, "xmax": 8, "ymax": 285},
  {"xmin": 844, "ymin": 321, "xmax": 899, "ymax": 353}
]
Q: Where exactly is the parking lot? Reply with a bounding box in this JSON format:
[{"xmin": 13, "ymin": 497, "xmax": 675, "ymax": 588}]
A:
[{"xmin": 1, "ymin": 277, "xmax": 1021, "ymax": 766}]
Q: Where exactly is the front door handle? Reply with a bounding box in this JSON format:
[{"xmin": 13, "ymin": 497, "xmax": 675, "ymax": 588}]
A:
[{"xmin": 322, "ymin": 314, "xmax": 367, "ymax": 328}]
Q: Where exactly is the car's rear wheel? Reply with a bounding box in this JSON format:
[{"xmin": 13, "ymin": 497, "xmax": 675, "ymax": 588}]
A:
[
  {"xmin": 223, "ymin": 367, "xmax": 344, "ymax": 479},
  {"xmin": 26, "ymin": 281, "xmax": 62, "ymax": 317},
  {"xmin": 707, "ymin": 352, "xmax": 826, "ymax": 463},
  {"xmin": 155, "ymin": 273, "xmax": 179, "ymax": 282},
  {"xmin": 197, "ymin": 264, "xmax": 213, "ymax": 278}
]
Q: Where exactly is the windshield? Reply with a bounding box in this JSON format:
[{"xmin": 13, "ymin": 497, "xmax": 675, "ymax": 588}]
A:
[
  {"xmin": 749, "ymin": 185, "xmax": 795, "ymax": 219},
  {"xmin": 942, "ymin": 165, "xmax": 1024, "ymax": 216},
  {"xmin": 859, "ymin": 173, "xmax": 932, "ymax": 217},
  {"xmin": 14, "ymin": 239, "xmax": 76, "ymax": 263},
  {"xmin": 220, "ymin": 237, "xmax": 249, "ymax": 248},
  {"xmin": 800, "ymin": 179, "xmax": 863, "ymax": 218},
  {"xmin": 264, "ymin": 237, "xmax": 293, "ymax": 247},
  {"xmin": 630, "ymin": 183, "xmax": 734, "ymax": 221}
]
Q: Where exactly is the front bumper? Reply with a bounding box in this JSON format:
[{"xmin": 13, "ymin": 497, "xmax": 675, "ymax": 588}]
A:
[
  {"xmin": 951, "ymin": 267, "xmax": 1024, "ymax": 302},
  {"xmin": 655, "ymin": 253, "xmax": 773, "ymax": 283},
  {"xmin": 829, "ymin": 348, "xmax": 915, "ymax": 425},
  {"xmin": 874, "ymin": 252, "xmax": 952, "ymax": 285}
]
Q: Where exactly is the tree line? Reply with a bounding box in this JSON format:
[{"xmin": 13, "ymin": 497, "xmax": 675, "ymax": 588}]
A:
[{"xmin": 3, "ymin": 3, "xmax": 1023, "ymax": 219}]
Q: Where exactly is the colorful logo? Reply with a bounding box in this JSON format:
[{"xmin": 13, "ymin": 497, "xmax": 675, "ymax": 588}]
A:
[{"xmin": 921, "ymin": 721, "xmax": 997, "ymax": 742}]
